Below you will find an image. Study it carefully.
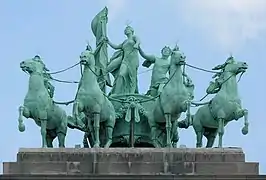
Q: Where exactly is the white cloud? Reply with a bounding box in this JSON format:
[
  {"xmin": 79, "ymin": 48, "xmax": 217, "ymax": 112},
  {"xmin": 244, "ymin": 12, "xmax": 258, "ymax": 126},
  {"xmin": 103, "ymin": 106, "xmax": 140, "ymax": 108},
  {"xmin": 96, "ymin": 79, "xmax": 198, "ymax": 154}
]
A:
[
  {"xmin": 106, "ymin": 0, "xmax": 127, "ymax": 22},
  {"xmin": 177, "ymin": 0, "xmax": 266, "ymax": 51}
]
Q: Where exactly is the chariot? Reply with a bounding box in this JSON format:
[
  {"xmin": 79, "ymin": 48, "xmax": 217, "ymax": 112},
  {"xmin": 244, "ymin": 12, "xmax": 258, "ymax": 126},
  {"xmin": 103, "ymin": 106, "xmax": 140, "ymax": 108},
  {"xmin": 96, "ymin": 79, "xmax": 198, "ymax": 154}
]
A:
[{"xmin": 17, "ymin": 7, "xmax": 250, "ymax": 149}]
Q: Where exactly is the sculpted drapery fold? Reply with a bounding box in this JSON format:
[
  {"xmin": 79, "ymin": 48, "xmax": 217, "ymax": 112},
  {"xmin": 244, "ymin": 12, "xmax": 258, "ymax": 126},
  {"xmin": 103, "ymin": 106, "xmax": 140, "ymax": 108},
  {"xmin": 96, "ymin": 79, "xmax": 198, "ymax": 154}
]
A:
[{"xmin": 91, "ymin": 7, "xmax": 111, "ymax": 92}]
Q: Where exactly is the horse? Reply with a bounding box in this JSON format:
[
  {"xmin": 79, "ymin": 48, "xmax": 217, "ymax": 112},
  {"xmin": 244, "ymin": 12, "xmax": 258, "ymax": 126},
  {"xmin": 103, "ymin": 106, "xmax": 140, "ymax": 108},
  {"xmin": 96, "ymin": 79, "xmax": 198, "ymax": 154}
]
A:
[
  {"xmin": 71, "ymin": 49, "xmax": 116, "ymax": 148},
  {"xmin": 191, "ymin": 56, "xmax": 249, "ymax": 148},
  {"xmin": 148, "ymin": 47, "xmax": 192, "ymax": 148},
  {"xmin": 18, "ymin": 58, "xmax": 68, "ymax": 148}
]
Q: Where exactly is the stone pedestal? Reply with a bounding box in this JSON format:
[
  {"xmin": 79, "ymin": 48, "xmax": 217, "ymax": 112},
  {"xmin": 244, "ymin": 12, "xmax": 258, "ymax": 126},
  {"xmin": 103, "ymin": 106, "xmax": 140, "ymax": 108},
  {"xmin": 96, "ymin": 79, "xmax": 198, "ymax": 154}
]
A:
[{"xmin": 2, "ymin": 147, "xmax": 261, "ymax": 179}]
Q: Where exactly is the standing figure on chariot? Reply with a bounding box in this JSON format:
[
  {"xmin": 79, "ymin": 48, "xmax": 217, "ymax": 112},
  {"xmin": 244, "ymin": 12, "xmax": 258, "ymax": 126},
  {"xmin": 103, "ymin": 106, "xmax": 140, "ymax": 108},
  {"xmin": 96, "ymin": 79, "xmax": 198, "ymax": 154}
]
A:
[
  {"xmin": 106, "ymin": 25, "xmax": 140, "ymax": 95},
  {"xmin": 139, "ymin": 46, "xmax": 171, "ymax": 97},
  {"xmin": 32, "ymin": 55, "xmax": 55, "ymax": 98}
]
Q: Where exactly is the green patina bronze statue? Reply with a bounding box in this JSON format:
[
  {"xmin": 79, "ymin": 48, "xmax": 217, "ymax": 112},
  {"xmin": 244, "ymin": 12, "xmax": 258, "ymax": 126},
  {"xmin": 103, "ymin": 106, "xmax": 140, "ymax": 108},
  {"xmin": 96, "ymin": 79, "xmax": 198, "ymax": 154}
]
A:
[
  {"xmin": 191, "ymin": 56, "xmax": 249, "ymax": 148},
  {"xmin": 68, "ymin": 45, "xmax": 116, "ymax": 148},
  {"xmin": 106, "ymin": 25, "xmax": 140, "ymax": 95},
  {"xmin": 18, "ymin": 57, "xmax": 68, "ymax": 148},
  {"xmin": 18, "ymin": 7, "xmax": 249, "ymax": 149},
  {"xmin": 139, "ymin": 45, "xmax": 171, "ymax": 97},
  {"xmin": 147, "ymin": 45, "xmax": 193, "ymax": 148}
]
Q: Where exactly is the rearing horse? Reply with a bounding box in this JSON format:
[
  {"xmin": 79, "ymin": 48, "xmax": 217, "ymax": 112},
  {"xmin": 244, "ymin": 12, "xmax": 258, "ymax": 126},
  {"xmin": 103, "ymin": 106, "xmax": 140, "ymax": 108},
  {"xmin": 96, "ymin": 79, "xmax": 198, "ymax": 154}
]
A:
[
  {"xmin": 71, "ymin": 49, "xmax": 116, "ymax": 148},
  {"xmin": 149, "ymin": 47, "xmax": 192, "ymax": 148},
  {"xmin": 18, "ymin": 58, "xmax": 68, "ymax": 148},
  {"xmin": 192, "ymin": 56, "xmax": 249, "ymax": 148}
]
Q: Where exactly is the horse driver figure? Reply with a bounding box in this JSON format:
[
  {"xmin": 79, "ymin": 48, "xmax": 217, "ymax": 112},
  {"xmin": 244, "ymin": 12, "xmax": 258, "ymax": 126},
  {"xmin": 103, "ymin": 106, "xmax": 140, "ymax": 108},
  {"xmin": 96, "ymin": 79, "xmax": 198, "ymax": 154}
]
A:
[
  {"xmin": 138, "ymin": 45, "xmax": 172, "ymax": 97},
  {"xmin": 205, "ymin": 56, "xmax": 233, "ymax": 95},
  {"xmin": 32, "ymin": 55, "xmax": 55, "ymax": 98}
]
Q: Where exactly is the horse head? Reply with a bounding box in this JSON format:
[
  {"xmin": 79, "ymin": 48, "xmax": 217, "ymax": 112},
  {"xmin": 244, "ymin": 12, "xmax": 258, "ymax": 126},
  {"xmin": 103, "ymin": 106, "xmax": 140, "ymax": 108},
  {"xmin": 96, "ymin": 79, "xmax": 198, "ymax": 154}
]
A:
[
  {"xmin": 170, "ymin": 45, "xmax": 186, "ymax": 66},
  {"xmin": 20, "ymin": 57, "xmax": 45, "ymax": 75},
  {"xmin": 213, "ymin": 56, "xmax": 248, "ymax": 77},
  {"xmin": 79, "ymin": 49, "xmax": 95, "ymax": 67},
  {"xmin": 210, "ymin": 56, "xmax": 248, "ymax": 99}
]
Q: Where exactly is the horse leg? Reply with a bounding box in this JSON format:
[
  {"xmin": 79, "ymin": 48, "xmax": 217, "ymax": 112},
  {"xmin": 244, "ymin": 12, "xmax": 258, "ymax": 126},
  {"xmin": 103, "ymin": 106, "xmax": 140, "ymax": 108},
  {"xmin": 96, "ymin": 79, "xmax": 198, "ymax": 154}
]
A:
[
  {"xmin": 242, "ymin": 109, "xmax": 249, "ymax": 135},
  {"xmin": 18, "ymin": 106, "xmax": 30, "ymax": 132},
  {"xmin": 195, "ymin": 131, "xmax": 203, "ymax": 148},
  {"xmin": 218, "ymin": 118, "xmax": 225, "ymax": 148},
  {"xmin": 57, "ymin": 132, "xmax": 66, "ymax": 148},
  {"xmin": 73, "ymin": 100, "xmax": 85, "ymax": 129},
  {"xmin": 235, "ymin": 109, "xmax": 249, "ymax": 135},
  {"xmin": 46, "ymin": 137, "xmax": 53, "ymax": 148},
  {"xmin": 185, "ymin": 100, "xmax": 192, "ymax": 126},
  {"xmin": 192, "ymin": 114, "xmax": 203, "ymax": 148},
  {"xmin": 151, "ymin": 126, "xmax": 160, "ymax": 148},
  {"xmin": 148, "ymin": 115, "xmax": 160, "ymax": 148},
  {"xmin": 46, "ymin": 130, "xmax": 56, "ymax": 148},
  {"xmin": 165, "ymin": 113, "xmax": 172, "ymax": 148},
  {"xmin": 104, "ymin": 114, "xmax": 115, "ymax": 148},
  {"xmin": 206, "ymin": 130, "xmax": 217, "ymax": 148},
  {"xmin": 104, "ymin": 125, "xmax": 114, "ymax": 148},
  {"xmin": 40, "ymin": 120, "xmax": 48, "ymax": 148},
  {"xmin": 93, "ymin": 112, "xmax": 101, "ymax": 148},
  {"xmin": 56, "ymin": 115, "xmax": 68, "ymax": 148},
  {"xmin": 85, "ymin": 116, "xmax": 94, "ymax": 147},
  {"xmin": 171, "ymin": 120, "xmax": 179, "ymax": 148}
]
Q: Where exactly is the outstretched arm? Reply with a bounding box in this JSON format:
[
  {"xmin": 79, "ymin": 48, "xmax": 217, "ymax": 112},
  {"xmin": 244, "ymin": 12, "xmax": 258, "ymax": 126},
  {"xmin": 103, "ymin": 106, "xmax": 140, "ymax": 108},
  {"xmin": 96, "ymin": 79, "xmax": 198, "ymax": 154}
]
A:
[
  {"xmin": 139, "ymin": 47, "xmax": 156, "ymax": 68},
  {"xmin": 139, "ymin": 47, "xmax": 155, "ymax": 62}
]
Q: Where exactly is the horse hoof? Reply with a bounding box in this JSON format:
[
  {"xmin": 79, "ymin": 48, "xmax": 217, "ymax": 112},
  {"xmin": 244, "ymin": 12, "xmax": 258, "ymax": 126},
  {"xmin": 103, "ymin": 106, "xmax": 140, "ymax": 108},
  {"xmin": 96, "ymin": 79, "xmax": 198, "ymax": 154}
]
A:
[
  {"xmin": 241, "ymin": 126, "xmax": 248, "ymax": 135},
  {"xmin": 18, "ymin": 123, "xmax": 25, "ymax": 132},
  {"xmin": 172, "ymin": 143, "xmax": 177, "ymax": 148},
  {"xmin": 93, "ymin": 144, "xmax": 100, "ymax": 148},
  {"xmin": 104, "ymin": 140, "xmax": 112, "ymax": 148},
  {"xmin": 152, "ymin": 140, "xmax": 160, "ymax": 148},
  {"xmin": 166, "ymin": 144, "xmax": 172, "ymax": 148},
  {"xmin": 154, "ymin": 144, "xmax": 160, "ymax": 148}
]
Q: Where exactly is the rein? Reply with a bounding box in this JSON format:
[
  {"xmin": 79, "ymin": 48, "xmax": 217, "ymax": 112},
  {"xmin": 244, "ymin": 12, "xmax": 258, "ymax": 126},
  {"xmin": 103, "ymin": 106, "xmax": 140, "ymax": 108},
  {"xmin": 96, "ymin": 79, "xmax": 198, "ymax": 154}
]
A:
[
  {"xmin": 183, "ymin": 62, "xmax": 243, "ymax": 102},
  {"xmin": 50, "ymin": 57, "xmax": 243, "ymax": 106},
  {"xmin": 48, "ymin": 62, "xmax": 81, "ymax": 75},
  {"xmin": 191, "ymin": 73, "xmax": 236, "ymax": 106}
]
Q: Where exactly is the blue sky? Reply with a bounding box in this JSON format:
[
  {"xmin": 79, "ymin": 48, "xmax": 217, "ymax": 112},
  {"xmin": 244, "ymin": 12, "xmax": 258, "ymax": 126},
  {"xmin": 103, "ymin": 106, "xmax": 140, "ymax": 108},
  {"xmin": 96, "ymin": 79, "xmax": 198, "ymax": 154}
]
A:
[{"xmin": 1, "ymin": 0, "xmax": 266, "ymax": 174}]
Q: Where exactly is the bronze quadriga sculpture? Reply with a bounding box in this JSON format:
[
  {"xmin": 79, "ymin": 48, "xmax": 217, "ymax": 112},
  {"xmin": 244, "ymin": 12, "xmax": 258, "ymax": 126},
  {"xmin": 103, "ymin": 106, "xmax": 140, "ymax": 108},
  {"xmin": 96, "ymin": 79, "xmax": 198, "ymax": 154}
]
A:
[{"xmin": 5, "ymin": 6, "xmax": 261, "ymax": 177}]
